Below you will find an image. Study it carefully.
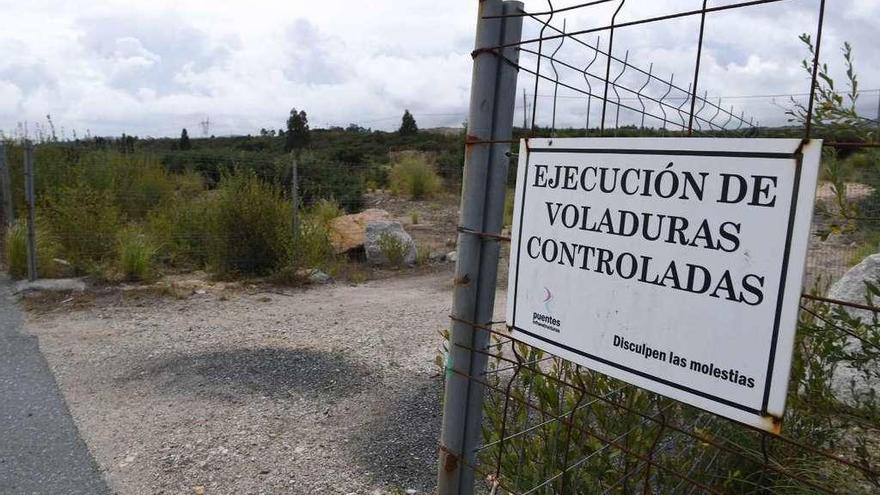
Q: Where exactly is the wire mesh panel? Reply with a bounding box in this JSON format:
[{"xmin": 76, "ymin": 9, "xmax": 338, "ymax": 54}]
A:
[{"xmin": 442, "ymin": 0, "xmax": 880, "ymax": 493}]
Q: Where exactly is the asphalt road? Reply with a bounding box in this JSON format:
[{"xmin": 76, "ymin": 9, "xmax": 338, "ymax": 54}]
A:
[{"xmin": 0, "ymin": 279, "xmax": 110, "ymax": 494}]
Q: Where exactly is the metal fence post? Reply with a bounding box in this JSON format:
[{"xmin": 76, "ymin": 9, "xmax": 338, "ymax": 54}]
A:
[
  {"xmin": 24, "ymin": 142, "xmax": 37, "ymax": 281},
  {"xmin": 438, "ymin": 2, "xmax": 523, "ymax": 494},
  {"xmin": 0, "ymin": 143, "xmax": 13, "ymax": 227}
]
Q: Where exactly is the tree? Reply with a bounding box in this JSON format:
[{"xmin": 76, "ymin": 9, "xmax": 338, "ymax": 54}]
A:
[
  {"xmin": 179, "ymin": 128, "xmax": 191, "ymax": 150},
  {"xmin": 285, "ymin": 108, "xmax": 310, "ymax": 152},
  {"xmin": 399, "ymin": 109, "xmax": 418, "ymax": 136}
]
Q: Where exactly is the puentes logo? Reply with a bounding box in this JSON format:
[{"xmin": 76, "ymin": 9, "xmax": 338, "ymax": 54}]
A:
[
  {"xmin": 532, "ymin": 286, "xmax": 562, "ymax": 333},
  {"xmin": 543, "ymin": 286, "xmax": 553, "ymax": 313}
]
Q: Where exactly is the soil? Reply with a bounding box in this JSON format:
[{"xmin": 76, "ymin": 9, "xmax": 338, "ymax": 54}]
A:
[{"xmin": 22, "ymin": 270, "xmax": 472, "ymax": 495}]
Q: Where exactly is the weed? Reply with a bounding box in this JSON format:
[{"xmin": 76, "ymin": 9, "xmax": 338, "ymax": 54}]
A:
[
  {"xmin": 389, "ymin": 151, "xmax": 442, "ymax": 200},
  {"xmin": 147, "ymin": 193, "xmax": 217, "ymax": 268},
  {"xmin": 348, "ymin": 269, "xmax": 368, "ymax": 284},
  {"xmin": 309, "ymin": 198, "xmax": 344, "ymax": 227},
  {"xmin": 4, "ymin": 220, "xmax": 60, "ymax": 279},
  {"xmin": 416, "ymin": 244, "xmax": 432, "ymax": 265},
  {"xmin": 209, "ymin": 171, "xmax": 293, "ymax": 275},
  {"xmin": 43, "ymin": 182, "xmax": 120, "ymax": 273},
  {"xmin": 117, "ymin": 226, "xmax": 157, "ymax": 281},
  {"xmin": 377, "ymin": 231, "xmax": 408, "ymax": 267},
  {"xmin": 294, "ymin": 217, "xmax": 336, "ymax": 269}
]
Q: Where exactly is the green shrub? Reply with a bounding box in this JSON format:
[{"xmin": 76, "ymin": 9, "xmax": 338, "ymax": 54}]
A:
[
  {"xmin": 270, "ymin": 215, "xmax": 336, "ymax": 284},
  {"xmin": 293, "ymin": 216, "xmax": 336, "ymax": 271},
  {"xmin": 4, "ymin": 220, "xmax": 60, "ymax": 279},
  {"xmin": 377, "ymin": 231, "xmax": 408, "ymax": 267},
  {"xmin": 43, "ymin": 182, "xmax": 120, "ymax": 272},
  {"xmin": 147, "ymin": 194, "xmax": 217, "ymax": 267},
  {"xmin": 77, "ymin": 151, "xmax": 178, "ymax": 219},
  {"xmin": 117, "ymin": 227, "xmax": 157, "ymax": 281},
  {"xmin": 108, "ymin": 153, "xmax": 177, "ymax": 219},
  {"xmin": 308, "ymin": 198, "xmax": 344, "ymax": 227},
  {"xmin": 389, "ymin": 151, "xmax": 442, "ymax": 200},
  {"xmin": 209, "ymin": 171, "xmax": 293, "ymax": 275}
]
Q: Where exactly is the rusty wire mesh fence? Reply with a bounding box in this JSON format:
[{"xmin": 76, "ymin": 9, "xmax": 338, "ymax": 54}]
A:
[{"xmin": 441, "ymin": 0, "xmax": 880, "ymax": 494}]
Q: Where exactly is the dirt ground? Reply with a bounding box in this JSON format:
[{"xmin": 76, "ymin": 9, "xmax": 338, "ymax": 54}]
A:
[
  {"xmin": 362, "ymin": 191, "xmax": 461, "ymax": 258},
  {"xmin": 22, "ymin": 270, "xmax": 476, "ymax": 495}
]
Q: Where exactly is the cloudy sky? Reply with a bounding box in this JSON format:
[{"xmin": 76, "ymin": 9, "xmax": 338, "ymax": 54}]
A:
[{"xmin": 0, "ymin": 0, "xmax": 877, "ymax": 138}]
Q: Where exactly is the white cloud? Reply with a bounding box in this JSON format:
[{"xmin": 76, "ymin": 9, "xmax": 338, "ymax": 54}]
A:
[
  {"xmin": 0, "ymin": 82, "xmax": 23, "ymax": 115},
  {"xmin": 0, "ymin": 0, "xmax": 877, "ymax": 137}
]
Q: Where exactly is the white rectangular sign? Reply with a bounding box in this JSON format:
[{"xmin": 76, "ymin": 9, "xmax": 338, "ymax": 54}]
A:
[{"xmin": 506, "ymin": 138, "xmax": 821, "ymax": 432}]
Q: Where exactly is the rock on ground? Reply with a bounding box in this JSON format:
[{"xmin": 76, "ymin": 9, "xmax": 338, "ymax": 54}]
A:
[
  {"xmin": 14, "ymin": 278, "xmax": 87, "ymax": 294},
  {"xmin": 365, "ymin": 221, "xmax": 417, "ymax": 267},
  {"xmin": 329, "ymin": 209, "xmax": 390, "ymax": 253},
  {"xmin": 296, "ymin": 269, "xmax": 333, "ymax": 285},
  {"xmin": 826, "ymin": 253, "xmax": 880, "ymax": 403}
]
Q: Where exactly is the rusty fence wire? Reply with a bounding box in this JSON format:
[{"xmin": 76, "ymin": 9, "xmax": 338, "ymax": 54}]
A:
[{"xmin": 444, "ymin": 0, "xmax": 880, "ymax": 493}]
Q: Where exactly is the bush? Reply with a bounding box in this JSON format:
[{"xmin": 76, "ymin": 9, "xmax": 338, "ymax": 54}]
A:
[
  {"xmin": 43, "ymin": 182, "xmax": 120, "ymax": 273},
  {"xmin": 377, "ymin": 231, "xmax": 408, "ymax": 267},
  {"xmin": 147, "ymin": 194, "xmax": 217, "ymax": 268},
  {"xmin": 270, "ymin": 215, "xmax": 336, "ymax": 284},
  {"xmin": 294, "ymin": 216, "xmax": 336, "ymax": 270},
  {"xmin": 117, "ymin": 227, "xmax": 157, "ymax": 281},
  {"xmin": 107, "ymin": 153, "xmax": 177, "ymax": 219},
  {"xmin": 308, "ymin": 198, "xmax": 344, "ymax": 227},
  {"xmin": 389, "ymin": 151, "xmax": 442, "ymax": 199},
  {"xmin": 4, "ymin": 220, "xmax": 59, "ymax": 279},
  {"xmin": 209, "ymin": 171, "xmax": 293, "ymax": 275}
]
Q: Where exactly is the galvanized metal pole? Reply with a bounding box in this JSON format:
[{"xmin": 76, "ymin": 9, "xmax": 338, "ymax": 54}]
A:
[
  {"xmin": 291, "ymin": 154, "xmax": 300, "ymax": 243},
  {"xmin": 0, "ymin": 143, "xmax": 13, "ymax": 227},
  {"xmin": 24, "ymin": 142, "xmax": 37, "ymax": 281},
  {"xmin": 460, "ymin": 2, "xmax": 522, "ymax": 491},
  {"xmin": 437, "ymin": 2, "xmax": 522, "ymax": 494}
]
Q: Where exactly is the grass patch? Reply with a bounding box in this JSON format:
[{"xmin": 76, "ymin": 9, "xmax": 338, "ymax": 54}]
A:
[
  {"xmin": 117, "ymin": 227, "xmax": 157, "ymax": 281},
  {"xmin": 4, "ymin": 220, "xmax": 60, "ymax": 279}
]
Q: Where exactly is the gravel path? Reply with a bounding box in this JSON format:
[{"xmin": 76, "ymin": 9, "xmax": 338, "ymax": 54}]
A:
[{"xmin": 23, "ymin": 271, "xmax": 481, "ymax": 495}]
